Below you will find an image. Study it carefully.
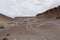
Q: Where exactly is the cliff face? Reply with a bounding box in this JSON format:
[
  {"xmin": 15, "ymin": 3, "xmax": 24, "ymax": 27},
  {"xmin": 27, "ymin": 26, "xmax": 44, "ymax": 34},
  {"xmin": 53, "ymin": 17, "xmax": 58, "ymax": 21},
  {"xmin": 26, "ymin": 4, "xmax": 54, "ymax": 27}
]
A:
[{"xmin": 36, "ymin": 6, "xmax": 60, "ymax": 19}]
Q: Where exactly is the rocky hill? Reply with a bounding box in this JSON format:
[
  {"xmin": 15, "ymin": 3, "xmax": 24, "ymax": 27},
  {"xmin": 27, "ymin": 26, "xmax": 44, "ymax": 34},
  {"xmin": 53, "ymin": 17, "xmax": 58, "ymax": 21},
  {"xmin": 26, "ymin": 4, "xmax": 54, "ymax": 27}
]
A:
[
  {"xmin": 0, "ymin": 14, "xmax": 14, "ymax": 24},
  {"xmin": 36, "ymin": 6, "xmax": 60, "ymax": 19}
]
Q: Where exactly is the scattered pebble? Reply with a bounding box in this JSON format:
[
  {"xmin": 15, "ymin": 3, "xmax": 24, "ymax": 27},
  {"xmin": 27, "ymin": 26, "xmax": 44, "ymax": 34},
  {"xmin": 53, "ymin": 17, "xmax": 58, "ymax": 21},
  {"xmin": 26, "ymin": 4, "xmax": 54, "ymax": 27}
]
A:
[{"xmin": 6, "ymin": 34, "xmax": 10, "ymax": 36}]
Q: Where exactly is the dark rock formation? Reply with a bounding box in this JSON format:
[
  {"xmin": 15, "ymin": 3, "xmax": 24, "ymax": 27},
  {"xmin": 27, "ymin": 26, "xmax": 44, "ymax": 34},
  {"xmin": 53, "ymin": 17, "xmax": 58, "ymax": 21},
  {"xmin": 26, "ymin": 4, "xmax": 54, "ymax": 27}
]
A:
[{"xmin": 36, "ymin": 6, "xmax": 60, "ymax": 19}]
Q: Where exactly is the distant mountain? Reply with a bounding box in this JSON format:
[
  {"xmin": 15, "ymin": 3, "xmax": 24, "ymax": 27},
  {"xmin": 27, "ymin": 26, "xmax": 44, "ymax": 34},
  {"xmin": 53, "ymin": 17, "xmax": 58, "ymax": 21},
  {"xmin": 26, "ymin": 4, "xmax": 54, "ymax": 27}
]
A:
[{"xmin": 36, "ymin": 6, "xmax": 60, "ymax": 19}]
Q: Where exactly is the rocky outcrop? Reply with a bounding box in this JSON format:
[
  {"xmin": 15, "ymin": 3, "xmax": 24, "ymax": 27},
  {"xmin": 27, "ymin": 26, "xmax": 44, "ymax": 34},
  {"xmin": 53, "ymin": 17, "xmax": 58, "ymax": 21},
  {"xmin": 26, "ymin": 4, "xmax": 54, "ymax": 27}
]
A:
[{"xmin": 36, "ymin": 6, "xmax": 60, "ymax": 19}]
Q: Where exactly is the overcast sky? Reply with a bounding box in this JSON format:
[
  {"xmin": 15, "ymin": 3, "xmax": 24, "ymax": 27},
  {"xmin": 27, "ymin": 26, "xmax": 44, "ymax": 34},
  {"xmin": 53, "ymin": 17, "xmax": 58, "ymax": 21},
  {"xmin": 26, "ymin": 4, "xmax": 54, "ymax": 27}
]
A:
[{"xmin": 0, "ymin": 0, "xmax": 60, "ymax": 18}]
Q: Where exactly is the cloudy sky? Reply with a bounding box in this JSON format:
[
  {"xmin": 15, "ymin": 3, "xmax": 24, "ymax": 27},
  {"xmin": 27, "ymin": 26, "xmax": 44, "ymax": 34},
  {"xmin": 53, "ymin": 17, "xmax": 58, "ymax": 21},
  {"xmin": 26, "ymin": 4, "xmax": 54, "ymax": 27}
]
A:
[{"xmin": 0, "ymin": 0, "xmax": 60, "ymax": 18}]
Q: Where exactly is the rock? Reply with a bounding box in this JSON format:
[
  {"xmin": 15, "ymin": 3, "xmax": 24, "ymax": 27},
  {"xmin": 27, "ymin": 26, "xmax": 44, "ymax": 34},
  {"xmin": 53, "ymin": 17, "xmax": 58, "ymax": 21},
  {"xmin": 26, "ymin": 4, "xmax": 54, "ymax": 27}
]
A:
[
  {"xmin": 0, "ymin": 25, "xmax": 4, "ymax": 29},
  {"xmin": 2, "ymin": 38, "xmax": 8, "ymax": 40}
]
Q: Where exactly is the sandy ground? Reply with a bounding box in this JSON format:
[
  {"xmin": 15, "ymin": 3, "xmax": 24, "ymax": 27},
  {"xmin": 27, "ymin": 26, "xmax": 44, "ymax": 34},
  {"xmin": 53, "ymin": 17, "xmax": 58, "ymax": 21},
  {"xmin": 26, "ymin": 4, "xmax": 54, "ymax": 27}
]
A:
[{"xmin": 0, "ymin": 18, "xmax": 60, "ymax": 40}]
